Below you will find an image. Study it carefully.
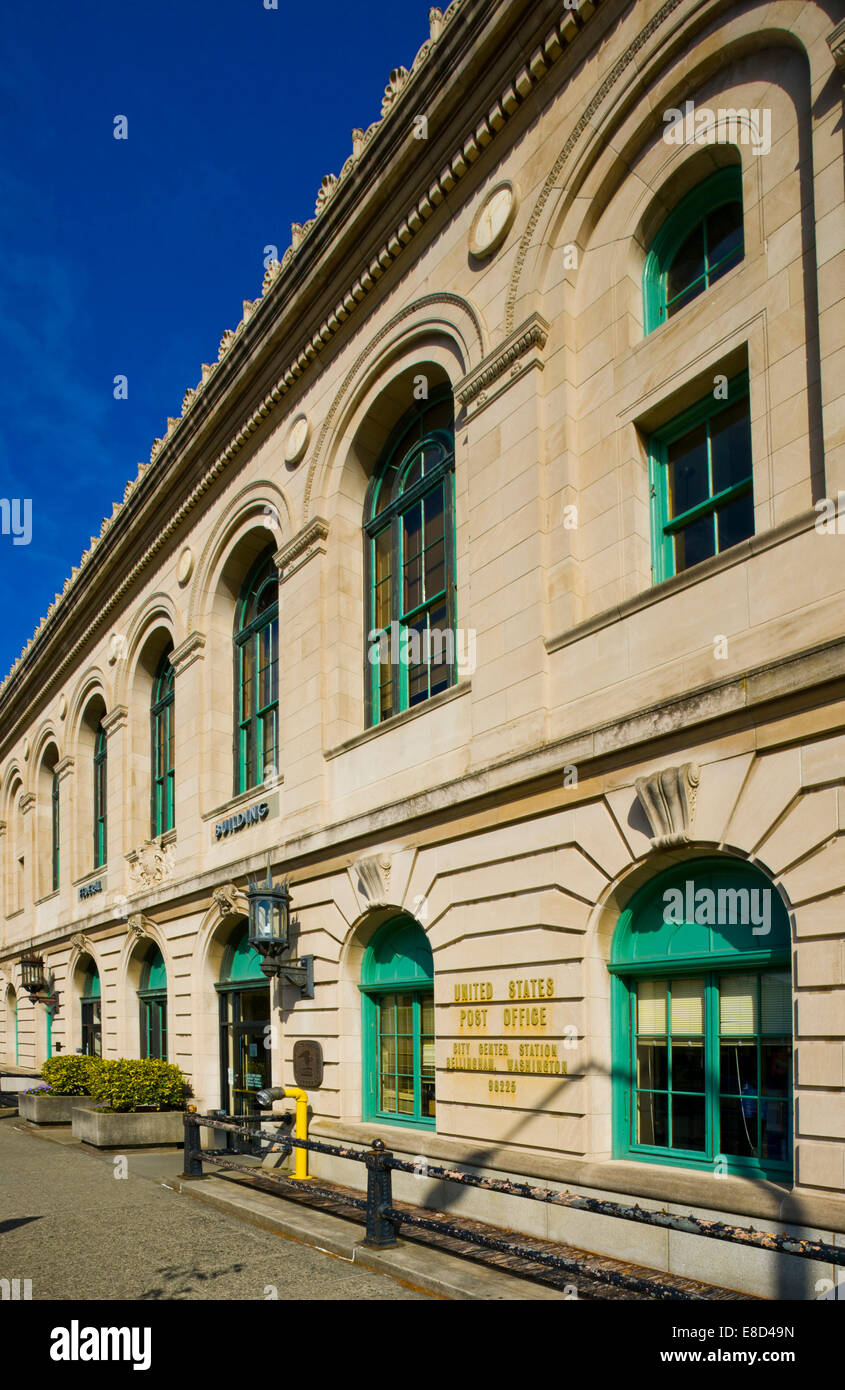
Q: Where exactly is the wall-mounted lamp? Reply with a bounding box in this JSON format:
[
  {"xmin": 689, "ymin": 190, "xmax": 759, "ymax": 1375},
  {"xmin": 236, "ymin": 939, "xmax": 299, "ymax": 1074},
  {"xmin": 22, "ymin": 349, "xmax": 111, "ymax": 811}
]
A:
[{"xmin": 246, "ymin": 864, "xmax": 313, "ymax": 997}]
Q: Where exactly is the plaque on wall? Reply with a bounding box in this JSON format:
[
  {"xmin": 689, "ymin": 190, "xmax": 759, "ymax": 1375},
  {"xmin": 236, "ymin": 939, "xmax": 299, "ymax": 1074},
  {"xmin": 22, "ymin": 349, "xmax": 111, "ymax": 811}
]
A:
[{"xmin": 292, "ymin": 1040, "xmax": 324, "ymax": 1089}]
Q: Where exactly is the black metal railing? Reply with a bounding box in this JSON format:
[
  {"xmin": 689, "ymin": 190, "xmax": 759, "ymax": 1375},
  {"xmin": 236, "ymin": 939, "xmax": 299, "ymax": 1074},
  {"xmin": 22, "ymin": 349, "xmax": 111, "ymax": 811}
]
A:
[{"xmin": 181, "ymin": 1111, "xmax": 845, "ymax": 1300}]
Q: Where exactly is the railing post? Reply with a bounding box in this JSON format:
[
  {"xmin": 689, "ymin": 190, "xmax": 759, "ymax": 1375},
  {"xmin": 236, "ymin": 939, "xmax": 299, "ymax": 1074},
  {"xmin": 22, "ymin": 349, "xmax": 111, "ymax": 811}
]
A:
[
  {"xmin": 179, "ymin": 1110, "xmax": 205, "ymax": 1180},
  {"xmin": 364, "ymin": 1139, "xmax": 398, "ymax": 1248}
]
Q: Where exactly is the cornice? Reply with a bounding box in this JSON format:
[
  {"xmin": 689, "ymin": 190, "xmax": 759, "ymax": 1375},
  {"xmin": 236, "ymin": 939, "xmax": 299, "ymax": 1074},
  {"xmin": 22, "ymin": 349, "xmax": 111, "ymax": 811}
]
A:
[
  {"xmin": 19, "ymin": 792, "xmax": 36, "ymax": 815},
  {"xmin": 0, "ymin": 0, "xmax": 605, "ymax": 730},
  {"xmin": 55, "ymin": 755, "xmax": 75, "ymax": 782},
  {"xmin": 274, "ymin": 518, "xmax": 330, "ymax": 585}
]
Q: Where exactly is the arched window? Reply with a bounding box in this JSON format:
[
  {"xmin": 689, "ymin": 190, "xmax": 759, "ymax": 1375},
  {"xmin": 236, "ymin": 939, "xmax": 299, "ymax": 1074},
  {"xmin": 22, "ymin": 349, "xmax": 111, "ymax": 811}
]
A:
[
  {"xmin": 643, "ymin": 168, "xmax": 744, "ymax": 333},
  {"xmin": 364, "ymin": 389, "xmax": 456, "ymax": 726},
  {"xmin": 51, "ymin": 769, "xmax": 60, "ymax": 892},
  {"xmin": 151, "ymin": 650, "xmax": 175, "ymax": 836},
  {"xmin": 234, "ymin": 551, "xmax": 279, "ymax": 794},
  {"xmin": 361, "ymin": 916, "xmax": 435, "ymax": 1127},
  {"xmin": 93, "ymin": 723, "xmax": 107, "ymax": 869},
  {"xmin": 610, "ymin": 858, "xmax": 792, "ymax": 1179},
  {"xmin": 138, "ymin": 946, "xmax": 167, "ymax": 1060},
  {"xmin": 81, "ymin": 963, "xmax": 102, "ymax": 1057}
]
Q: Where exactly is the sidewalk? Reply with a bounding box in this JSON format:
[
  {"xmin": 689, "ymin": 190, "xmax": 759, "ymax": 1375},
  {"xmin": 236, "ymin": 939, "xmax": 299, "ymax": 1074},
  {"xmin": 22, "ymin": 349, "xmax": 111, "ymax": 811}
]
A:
[{"xmin": 10, "ymin": 1116, "xmax": 756, "ymax": 1301}]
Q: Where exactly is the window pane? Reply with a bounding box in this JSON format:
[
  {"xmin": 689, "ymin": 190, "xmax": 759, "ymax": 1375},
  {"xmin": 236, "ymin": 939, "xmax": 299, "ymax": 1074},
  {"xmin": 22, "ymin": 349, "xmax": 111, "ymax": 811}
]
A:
[
  {"xmin": 637, "ymin": 1040, "xmax": 667, "ymax": 1091},
  {"xmin": 720, "ymin": 1040, "xmax": 757, "ymax": 1095},
  {"xmin": 428, "ymin": 601, "xmax": 450, "ymax": 695},
  {"xmin": 716, "ymin": 491, "xmax": 754, "ymax": 553},
  {"xmin": 761, "ymin": 972, "xmax": 791, "ymax": 1034},
  {"xmin": 670, "ymin": 978, "xmax": 704, "ymax": 1034},
  {"xmin": 720, "ymin": 1095, "xmax": 758, "ymax": 1157},
  {"xmin": 408, "ymin": 616, "xmax": 429, "ymax": 706},
  {"xmin": 710, "ymin": 399, "xmax": 751, "ymax": 494},
  {"xmin": 706, "ymin": 202, "xmax": 743, "ymax": 275},
  {"xmin": 403, "ymin": 503, "xmax": 423, "ymax": 612},
  {"xmin": 667, "ymin": 424, "xmax": 708, "ymax": 516},
  {"xmin": 672, "ymin": 1041, "xmax": 705, "ymax": 1092},
  {"xmin": 423, "ymin": 487, "xmax": 445, "ymax": 594},
  {"xmin": 761, "ymin": 1099, "xmax": 790, "ymax": 1164},
  {"xmin": 373, "ymin": 529, "xmax": 392, "ymax": 629},
  {"xmin": 762, "ymin": 1042, "xmax": 791, "ymax": 1097},
  {"xmin": 637, "ymin": 980, "xmax": 666, "ymax": 1034},
  {"xmin": 637, "ymin": 1090, "xmax": 668, "ymax": 1146},
  {"xmin": 672, "ymin": 1093, "xmax": 706, "ymax": 1151},
  {"xmin": 720, "ymin": 974, "xmax": 758, "ymax": 1035},
  {"xmin": 667, "ymin": 225, "xmax": 705, "ymax": 310},
  {"xmin": 674, "ymin": 513, "xmax": 715, "ymax": 572}
]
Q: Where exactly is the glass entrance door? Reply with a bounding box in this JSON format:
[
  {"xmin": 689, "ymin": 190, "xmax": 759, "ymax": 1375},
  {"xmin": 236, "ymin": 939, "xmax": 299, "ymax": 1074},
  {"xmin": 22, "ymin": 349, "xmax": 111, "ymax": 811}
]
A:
[{"xmin": 219, "ymin": 986, "xmax": 270, "ymax": 1132}]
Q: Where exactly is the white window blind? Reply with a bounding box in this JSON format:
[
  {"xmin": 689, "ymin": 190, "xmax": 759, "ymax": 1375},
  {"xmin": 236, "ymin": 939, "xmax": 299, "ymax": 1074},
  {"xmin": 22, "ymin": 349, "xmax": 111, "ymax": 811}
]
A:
[
  {"xmin": 761, "ymin": 971, "xmax": 791, "ymax": 1034},
  {"xmin": 637, "ymin": 979, "xmax": 666, "ymax": 1033},
  {"xmin": 719, "ymin": 973, "xmax": 758, "ymax": 1035},
  {"xmin": 670, "ymin": 977, "xmax": 705, "ymax": 1033}
]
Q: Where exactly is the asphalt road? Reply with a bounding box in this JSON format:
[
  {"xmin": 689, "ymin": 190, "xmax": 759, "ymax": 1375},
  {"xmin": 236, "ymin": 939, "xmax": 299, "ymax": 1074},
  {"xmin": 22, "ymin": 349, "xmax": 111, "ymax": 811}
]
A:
[{"xmin": 0, "ymin": 1118, "xmax": 429, "ymax": 1301}]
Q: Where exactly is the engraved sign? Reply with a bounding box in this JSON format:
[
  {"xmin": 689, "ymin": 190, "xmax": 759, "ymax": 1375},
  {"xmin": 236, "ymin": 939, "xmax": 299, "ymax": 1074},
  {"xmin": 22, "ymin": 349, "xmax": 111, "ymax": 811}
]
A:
[{"xmin": 292, "ymin": 1039, "xmax": 324, "ymax": 1090}]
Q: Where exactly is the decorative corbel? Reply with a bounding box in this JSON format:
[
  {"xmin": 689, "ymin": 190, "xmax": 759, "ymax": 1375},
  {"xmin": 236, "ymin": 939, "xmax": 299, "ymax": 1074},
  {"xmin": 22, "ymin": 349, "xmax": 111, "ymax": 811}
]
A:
[
  {"xmin": 213, "ymin": 883, "xmax": 248, "ymax": 918},
  {"xmin": 353, "ymin": 853, "xmax": 392, "ymax": 908},
  {"xmin": 127, "ymin": 914, "xmax": 155, "ymax": 942},
  {"xmin": 634, "ymin": 763, "xmax": 700, "ymax": 849}
]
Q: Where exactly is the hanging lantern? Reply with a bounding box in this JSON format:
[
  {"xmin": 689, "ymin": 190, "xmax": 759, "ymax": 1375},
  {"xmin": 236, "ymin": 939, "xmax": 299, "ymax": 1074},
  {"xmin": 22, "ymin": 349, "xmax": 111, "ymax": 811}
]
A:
[{"xmin": 20, "ymin": 951, "xmax": 46, "ymax": 997}]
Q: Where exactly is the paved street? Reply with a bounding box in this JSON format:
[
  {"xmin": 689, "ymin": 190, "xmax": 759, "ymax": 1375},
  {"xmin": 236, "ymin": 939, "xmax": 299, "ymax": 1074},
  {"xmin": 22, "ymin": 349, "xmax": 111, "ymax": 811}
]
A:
[{"xmin": 0, "ymin": 1119, "xmax": 429, "ymax": 1300}]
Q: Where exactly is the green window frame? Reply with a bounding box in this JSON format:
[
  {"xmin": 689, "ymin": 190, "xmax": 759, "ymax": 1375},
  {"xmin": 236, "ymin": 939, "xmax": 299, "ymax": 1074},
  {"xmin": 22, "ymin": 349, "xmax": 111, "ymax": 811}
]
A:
[
  {"xmin": 93, "ymin": 722, "xmax": 107, "ymax": 869},
  {"xmin": 51, "ymin": 769, "xmax": 60, "ymax": 892},
  {"xmin": 610, "ymin": 859, "xmax": 793, "ymax": 1181},
  {"xmin": 138, "ymin": 947, "xmax": 168, "ymax": 1060},
  {"xmin": 361, "ymin": 916, "xmax": 435, "ymax": 1128},
  {"xmin": 234, "ymin": 551, "xmax": 279, "ymax": 794},
  {"xmin": 364, "ymin": 389, "xmax": 457, "ymax": 727},
  {"xmin": 648, "ymin": 371, "xmax": 753, "ymax": 582},
  {"xmin": 151, "ymin": 649, "xmax": 175, "ymax": 836},
  {"xmin": 643, "ymin": 167, "xmax": 744, "ymax": 333}
]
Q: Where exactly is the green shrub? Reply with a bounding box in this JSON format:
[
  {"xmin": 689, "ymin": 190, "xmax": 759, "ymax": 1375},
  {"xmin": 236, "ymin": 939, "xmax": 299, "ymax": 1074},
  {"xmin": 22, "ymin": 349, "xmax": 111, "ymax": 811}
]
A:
[
  {"xmin": 87, "ymin": 1058, "xmax": 186, "ymax": 1113},
  {"xmin": 40, "ymin": 1055, "xmax": 103, "ymax": 1095}
]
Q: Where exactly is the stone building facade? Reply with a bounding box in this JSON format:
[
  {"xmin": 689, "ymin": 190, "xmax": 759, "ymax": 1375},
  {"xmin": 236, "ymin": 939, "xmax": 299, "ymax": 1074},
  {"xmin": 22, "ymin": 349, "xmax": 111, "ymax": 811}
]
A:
[{"xmin": 1, "ymin": 0, "xmax": 843, "ymax": 1298}]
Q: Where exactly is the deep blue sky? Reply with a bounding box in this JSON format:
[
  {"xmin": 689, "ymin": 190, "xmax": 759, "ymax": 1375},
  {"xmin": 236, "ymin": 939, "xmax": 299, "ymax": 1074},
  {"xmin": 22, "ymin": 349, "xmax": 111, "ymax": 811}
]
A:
[{"xmin": 0, "ymin": 0, "xmax": 432, "ymax": 681}]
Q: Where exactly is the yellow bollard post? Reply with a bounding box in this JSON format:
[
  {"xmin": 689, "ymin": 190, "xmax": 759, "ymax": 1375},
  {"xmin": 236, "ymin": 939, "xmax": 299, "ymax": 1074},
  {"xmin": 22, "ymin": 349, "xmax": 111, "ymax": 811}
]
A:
[{"xmin": 282, "ymin": 1087, "xmax": 312, "ymax": 1181}]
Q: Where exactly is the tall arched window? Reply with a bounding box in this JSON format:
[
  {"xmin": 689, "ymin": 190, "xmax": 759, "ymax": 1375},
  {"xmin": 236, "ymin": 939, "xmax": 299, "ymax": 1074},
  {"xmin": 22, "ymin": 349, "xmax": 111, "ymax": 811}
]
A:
[
  {"xmin": 51, "ymin": 769, "xmax": 60, "ymax": 892},
  {"xmin": 643, "ymin": 168, "xmax": 744, "ymax": 333},
  {"xmin": 234, "ymin": 551, "xmax": 279, "ymax": 794},
  {"xmin": 361, "ymin": 916, "xmax": 435, "ymax": 1127},
  {"xmin": 93, "ymin": 723, "xmax": 107, "ymax": 869},
  {"xmin": 364, "ymin": 389, "xmax": 456, "ymax": 726},
  {"xmin": 151, "ymin": 649, "xmax": 175, "ymax": 836},
  {"xmin": 138, "ymin": 946, "xmax": 167, "ymax": 1060},
  {"xmin": 610, "ymin": 858, "xmax": 792, "ymax": 1179}
]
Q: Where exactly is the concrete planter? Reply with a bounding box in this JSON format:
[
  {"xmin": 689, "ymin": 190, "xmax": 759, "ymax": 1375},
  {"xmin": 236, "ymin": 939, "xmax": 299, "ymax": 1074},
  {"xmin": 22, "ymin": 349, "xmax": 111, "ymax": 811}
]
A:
[
  {"xmin": 18, "ymin": 1093, "xmax": 98, "ymax": 1125},
  {"xmin": 71, "ymin": 1106, "xmax": 185, "ymax": 1148}
]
